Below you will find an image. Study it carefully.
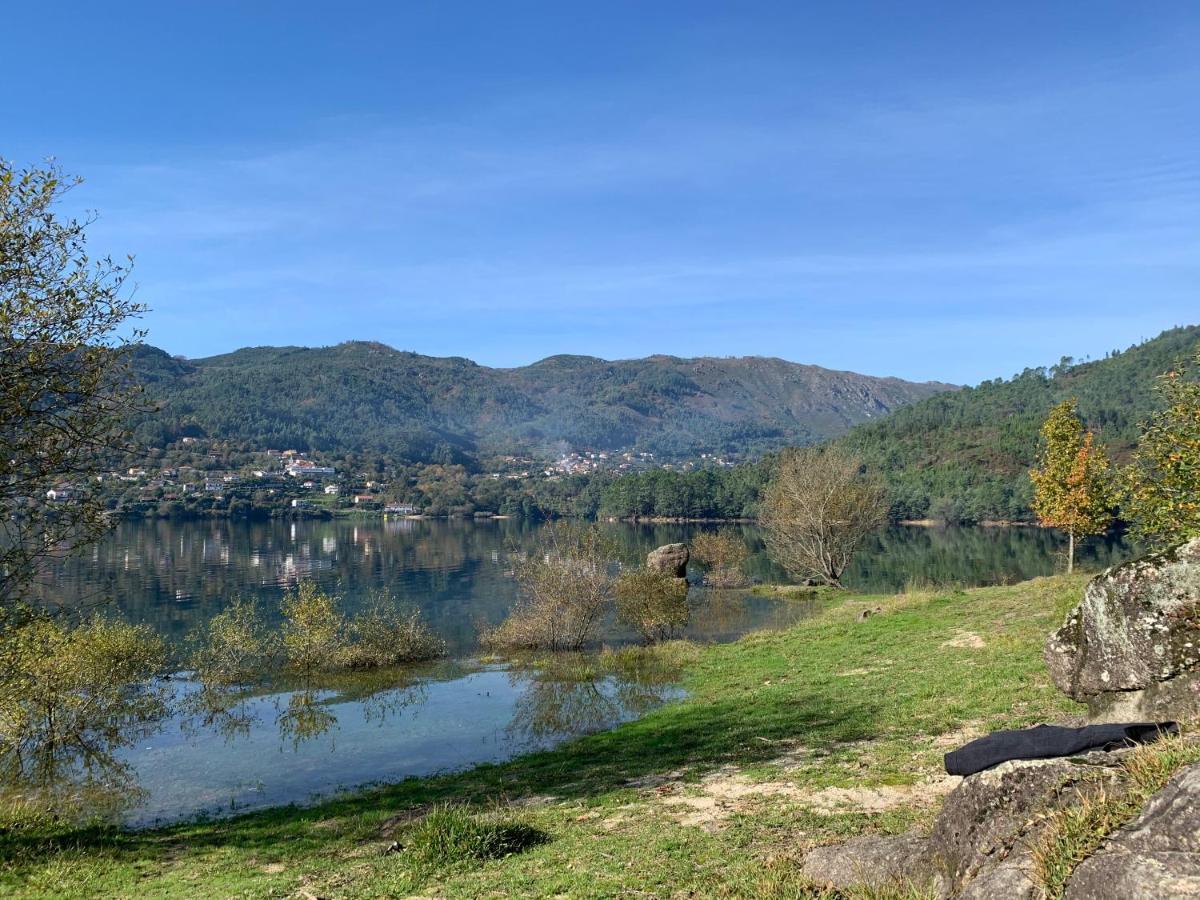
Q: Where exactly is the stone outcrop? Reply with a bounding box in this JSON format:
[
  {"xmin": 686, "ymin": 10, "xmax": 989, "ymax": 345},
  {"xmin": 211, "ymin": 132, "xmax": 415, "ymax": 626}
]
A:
[
  {"xmin": 801, "ymin": 542, "xmax": 1200, "ymax": 897},
  {"xmin": 801, "ymin": 832, "xmax": 946, "ymax": 895},
  {"xmin": 1044, "ymin": 537, "xmax": 1200, "ymax": 721},
  {"xmin": 930, "ymin": 752, "xmax": 1127, "ymax": 893},
  {"xmin": 646, "ymin": 543, "xmax": 689, "ymax": 579},
  {"xmin": 800, "ymin": 751, "xmax": 1132, "ymax": 897},
  {"xmin": 1066, "ymin": 762, "xmax": 1200, "ymax": 898}
]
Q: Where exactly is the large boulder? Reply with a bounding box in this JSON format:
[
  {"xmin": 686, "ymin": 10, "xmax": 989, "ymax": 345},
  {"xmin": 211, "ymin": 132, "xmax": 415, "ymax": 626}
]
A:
[
  {"xmin": 930, "ymin": 753, "xmax": 1127, "ymax": 891},
  {"xmin": 803, "ymin": 752, "xmax": 1132, "ymax": 897},
  {"xmin": 646, "ymin": 543, "xmax": 689, "ymax": 579},
  {"xmin": 801, "ymin": 833, "xmax": 946, "ymax": 896},
  {"xmin": 1066, "ymin": 762, "xmax": 1200, "ymax": 898},
  {"xmin": 1044, "ymin": 538, "xmax": 1200, "ymax": 720}
]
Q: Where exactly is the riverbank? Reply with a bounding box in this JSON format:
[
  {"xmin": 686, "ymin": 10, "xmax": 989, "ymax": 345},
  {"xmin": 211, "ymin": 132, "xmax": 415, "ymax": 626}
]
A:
[{"xmin": 2, "ymin": 575, "xmax": 1092, "ymax": 897}]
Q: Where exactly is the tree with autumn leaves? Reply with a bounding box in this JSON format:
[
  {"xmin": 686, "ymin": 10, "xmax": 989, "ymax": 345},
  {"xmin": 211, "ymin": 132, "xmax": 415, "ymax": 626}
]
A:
[{"xmin": 1030, "ymin": 399, "xmax": 1114, "ymax": 573}]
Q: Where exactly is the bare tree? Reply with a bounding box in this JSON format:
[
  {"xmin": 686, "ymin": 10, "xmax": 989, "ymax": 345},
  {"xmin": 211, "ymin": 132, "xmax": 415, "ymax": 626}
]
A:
[
  {"xmin": 758, "ymin": 447, "xmax": 888, "ymax": 588},
  {"xmin": 1, "ymin": 160, "xmax": 146, "ymax": 609}
]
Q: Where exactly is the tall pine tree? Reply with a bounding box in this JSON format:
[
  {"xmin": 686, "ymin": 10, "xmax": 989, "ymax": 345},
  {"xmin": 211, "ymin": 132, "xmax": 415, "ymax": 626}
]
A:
[{"xmin": 1030, "ymin": 399, "xmax": 1113, "ymax": 573}]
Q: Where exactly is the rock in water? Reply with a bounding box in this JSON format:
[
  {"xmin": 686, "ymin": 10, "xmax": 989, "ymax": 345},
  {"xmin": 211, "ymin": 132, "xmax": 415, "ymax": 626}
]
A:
[
  {"xmin": 646, "ymin": 543, "xmax": 689, "ymax": 579},
  {"xmin": 1044, "ymin": 538, "xmax": 1200, "ymax": 721},
  {"xmin": 1065, "ymin": 762, "xmax": 1200, "ymax": 898}
]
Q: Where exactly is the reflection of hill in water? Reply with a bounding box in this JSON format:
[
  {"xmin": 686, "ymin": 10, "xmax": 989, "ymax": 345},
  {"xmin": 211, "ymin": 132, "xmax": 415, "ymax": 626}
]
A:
[{"xmin": 30, "ymin": 520, "xmax": 1133, "ymax": 656}]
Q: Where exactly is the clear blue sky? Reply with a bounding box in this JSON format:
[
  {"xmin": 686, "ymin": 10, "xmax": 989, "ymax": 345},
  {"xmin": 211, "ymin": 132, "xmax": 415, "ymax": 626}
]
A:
[{"xmin": 8, "ymin": 1, "xmax": 1199, "ymax": 384}]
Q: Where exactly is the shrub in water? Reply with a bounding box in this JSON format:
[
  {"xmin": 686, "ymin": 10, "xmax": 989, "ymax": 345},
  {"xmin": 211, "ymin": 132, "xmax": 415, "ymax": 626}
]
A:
[
  {"xmin": 690, "ymin": 531, "xmax": 750, "ymax": 588},
  {"xmin": 482, "ymin": 523, "xmax": 617, "ymax": 652},
  {"xmin": 614, "ymin": 568, "xmax": 689, "ymax": 643},
  {"xmin": 0, "ymin": 611, "xmax": 167, "ymax": 817},
  {"xmin": 193, "ymin": 583, "xmax": 445, "ymax": 679},
  {"xmin": 280, "ymin": 582, "xmax": 345, "ymax": 673},
  {"xmin": 191, "ymin": 597, "xmax": 279, "ymax": 683},
  {"xmin": 340, "ymin": 598, "xmax": 447, "ymax": 669}
]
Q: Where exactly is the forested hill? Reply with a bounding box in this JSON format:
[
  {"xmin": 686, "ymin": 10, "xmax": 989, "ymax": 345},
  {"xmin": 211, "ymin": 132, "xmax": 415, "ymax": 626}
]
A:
[
  {"xmin": 127, "ymin": 343, "xmax": 954, "ymax": 462},
  {"xmin": 841, "ymin": 324, "xmax": 1200, "ymax": 523}
]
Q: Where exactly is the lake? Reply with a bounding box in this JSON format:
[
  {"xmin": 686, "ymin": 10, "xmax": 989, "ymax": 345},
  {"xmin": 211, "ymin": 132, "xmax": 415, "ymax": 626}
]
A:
[{"xmin": 26, "ymin": 518, "xmax": 1132, "ymax": 825}]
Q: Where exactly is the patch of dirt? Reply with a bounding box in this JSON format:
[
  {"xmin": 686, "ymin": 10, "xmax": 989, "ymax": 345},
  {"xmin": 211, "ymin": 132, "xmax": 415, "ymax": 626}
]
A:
[
  {"xmin": 799, "ymin": 777, "xmax": 959, "ymax": 814},
  {"xmin": 624, "ymin": 769, "xmax": 688, "ymax": 789},
  {"xmin": 941, "ymin": 630, "xmax": 986, "ymax": 649},
  {"xmin": 932, "ymin": 723, "xmax": 985, "ymax": 749},
  {"xmin": 653, "ymin": 767, "xmax": 960, "ymax": 831}
]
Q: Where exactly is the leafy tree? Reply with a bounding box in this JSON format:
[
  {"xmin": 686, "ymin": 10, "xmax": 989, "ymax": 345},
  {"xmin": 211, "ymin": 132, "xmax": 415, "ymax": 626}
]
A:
[
  {"xmin": 0, "ymin": 612, "xmax": 166, "ymax": 808},
  {"xmin": 1029, "ymin": 399, "xmax": 1113, "ymax": 573},
  {"xmin": 1123, "ymin": 354, "xmax": 1200, "ymax": 548},
  {"xmin": 759, "ymin": 447, "xmax": 888, "ymax": 587},
  {"xmin": 0, "ymin": 160, "xmax": 145, "ymax": 608}
]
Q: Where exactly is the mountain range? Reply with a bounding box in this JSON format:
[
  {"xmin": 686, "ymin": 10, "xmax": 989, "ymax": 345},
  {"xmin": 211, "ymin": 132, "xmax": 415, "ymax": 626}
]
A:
[{"xmin": 128, "ymin": 343, "xmax": 955, "ymax": 462}]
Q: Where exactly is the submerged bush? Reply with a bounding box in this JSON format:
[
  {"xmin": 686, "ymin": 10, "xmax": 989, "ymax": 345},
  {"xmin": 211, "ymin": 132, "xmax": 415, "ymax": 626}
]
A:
[
  {"xmin": 690, "ymin": 531, "xmax": 750, "ymax": 588},
  {"xmin": 191, "ymin": 598, "xmax": 279, "ymax": 683},
  {"xmin": 482, "ymin": 523, "xmax": 617, "ymax": 652},
  {"xmin": 0, "ymin": 611, "xmax": 167, "ymax": 815},
  {"xmin": 191, "ymin": 583, "xmax": 445, "ymax": 680},
  {"xmin": 405, "ymin": 804, "xmax": 548, "ymax": 866},
  {"xmin": 340, "ymin": 599, "xmax": 447, "ymax": 669},
  {"xmin": 614, "ymin": 569, "xmax": 689, "ymax": 643},
  {"xmin": 280, "ymin": 582, "xmax": 346, "ymax": 673}
]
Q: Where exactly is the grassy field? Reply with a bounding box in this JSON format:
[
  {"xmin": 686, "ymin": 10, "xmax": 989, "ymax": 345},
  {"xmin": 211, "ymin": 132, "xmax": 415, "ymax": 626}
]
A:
[{"xmin": 0, "ymin": 576, "xmax": 1091, "ymax": 898}]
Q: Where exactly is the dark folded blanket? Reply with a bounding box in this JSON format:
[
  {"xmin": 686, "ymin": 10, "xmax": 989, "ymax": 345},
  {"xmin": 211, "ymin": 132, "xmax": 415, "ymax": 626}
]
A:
[{"xmin": 944, "ymin": 722, "xmax": 1179, "ymax": 776}]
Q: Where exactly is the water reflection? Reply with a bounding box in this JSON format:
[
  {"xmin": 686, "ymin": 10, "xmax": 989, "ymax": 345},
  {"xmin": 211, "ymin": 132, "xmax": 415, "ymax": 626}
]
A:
[
  {"xmin": 13, "ymin": 519, "xmax": 1137, "ymax": 826},
  {"xmin": 97, "ymin": 656, "xmax": 683, "ymax": 827},
  {"xmin": 29, "ymin": 520, "xmax": 1131, "ymax": 656},
  {"xmin": 505, "ymin": 654, "xmax": 683, "ymax": 743}
]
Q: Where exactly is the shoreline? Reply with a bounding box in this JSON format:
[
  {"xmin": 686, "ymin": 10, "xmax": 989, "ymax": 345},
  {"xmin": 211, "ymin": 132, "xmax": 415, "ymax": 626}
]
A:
[{"xmin": 4, "ymin": 574, "xmax": 1096, "ymax": 897}]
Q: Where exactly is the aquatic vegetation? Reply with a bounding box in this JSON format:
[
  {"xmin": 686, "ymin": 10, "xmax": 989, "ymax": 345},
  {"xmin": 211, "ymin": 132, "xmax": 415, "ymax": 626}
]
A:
[
  {"xmin": 482, "ymin": 523, "xmax": 617, "ymax": 651},
  {"xmin": 339, "ymin": 600, "xmax": 447, "ymax": 669},
  {"xmin": 191, "ymin": 583, "xmax": 445, "ymax": 679},
  {"xmin": 0, "ymin": 612, "xmax": 167, "ymax": 824},
  {"xmin": 690, "ymin": 530, "xmax": 751, "ymax": 587},
  {"xmin": 190, "ymin": 597, "xmax": 279, "ymax": 684},
  {"xmin": 614, "ymin": 568, "xmax": 689, "ymax": 643}
]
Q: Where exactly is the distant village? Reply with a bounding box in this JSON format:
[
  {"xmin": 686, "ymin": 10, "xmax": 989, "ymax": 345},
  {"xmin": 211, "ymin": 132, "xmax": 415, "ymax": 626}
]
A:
[{"xmin": 47, "ymin": 437, "xmax": 744, "ymax": 520}]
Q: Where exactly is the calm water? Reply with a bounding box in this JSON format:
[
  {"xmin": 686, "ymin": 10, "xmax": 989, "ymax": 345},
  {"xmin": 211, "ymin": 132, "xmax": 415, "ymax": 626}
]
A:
[
  {"xmin": 121, "ymin": 662, "xmax": 684, "ymax": 826},
  {"xmin": 27, "ymin": 518, "xmax": 1133, "ymax": 825}
]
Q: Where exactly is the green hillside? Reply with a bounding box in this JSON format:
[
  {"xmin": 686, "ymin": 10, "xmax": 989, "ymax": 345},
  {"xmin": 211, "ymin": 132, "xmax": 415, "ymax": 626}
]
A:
[
  {"xmin": 128, "ymin": 343, "xmax": 952, "ymax": 462},
  {"xmin": 841, "ymin": 324, "xmax": 1200, "ymax": 522}
]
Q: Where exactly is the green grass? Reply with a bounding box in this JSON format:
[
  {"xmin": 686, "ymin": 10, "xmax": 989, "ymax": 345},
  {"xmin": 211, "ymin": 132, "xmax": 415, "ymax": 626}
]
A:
[
  {"xmin": 0, "ymin": 576, "xmax": 1089, "ymax": 898},
  {"xmin": 403, "ymin": 804, "xmax": 548, "ymax": 867}
]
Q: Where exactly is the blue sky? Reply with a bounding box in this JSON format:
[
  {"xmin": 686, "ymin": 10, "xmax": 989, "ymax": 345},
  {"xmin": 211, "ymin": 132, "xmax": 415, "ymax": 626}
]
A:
[{"xmin": 8, "ymin": 1, "xmax": 1199, "ymax": 384}]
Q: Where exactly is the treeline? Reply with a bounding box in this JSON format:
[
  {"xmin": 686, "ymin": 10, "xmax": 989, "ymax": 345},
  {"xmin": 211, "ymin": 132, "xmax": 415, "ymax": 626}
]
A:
[
  {"xmin": 593, "ymin": 461, "xmax": 773, "ymax": 519},
  {"xmin": 841, "ymin": 325, "xmax": 1200, "ymax": 522},
  {"xmin": 118, "ymin": 325, "xmax": 1200, "ymax": 525}
]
